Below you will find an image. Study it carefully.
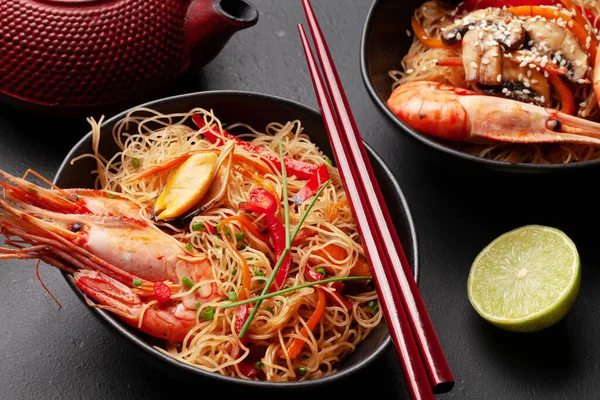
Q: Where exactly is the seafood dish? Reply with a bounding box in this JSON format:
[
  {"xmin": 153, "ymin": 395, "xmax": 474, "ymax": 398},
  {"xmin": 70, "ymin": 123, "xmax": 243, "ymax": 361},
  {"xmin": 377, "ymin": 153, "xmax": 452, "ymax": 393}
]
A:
[
  {"xmin": 388, "ymin": 0, "xmax": 600, "ymax": 164},
  {"xmin": 0, "ymin": 108, "xmax": 380, "ymax": 381}
]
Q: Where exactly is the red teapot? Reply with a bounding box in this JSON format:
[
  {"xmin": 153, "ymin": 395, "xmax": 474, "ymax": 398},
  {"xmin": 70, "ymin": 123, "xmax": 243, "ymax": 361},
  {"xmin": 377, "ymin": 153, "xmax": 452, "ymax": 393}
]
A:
[{"xmin": 0, "ymin": 0, "xmax": 258, "ymax": 114}]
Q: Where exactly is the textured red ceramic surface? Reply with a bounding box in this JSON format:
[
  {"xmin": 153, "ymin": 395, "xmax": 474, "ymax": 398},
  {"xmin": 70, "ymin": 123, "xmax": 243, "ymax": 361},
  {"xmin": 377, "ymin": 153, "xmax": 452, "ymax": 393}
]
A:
[{"xmin": 0, "ymin": 0, "xmax": 257, "ymax": 110}]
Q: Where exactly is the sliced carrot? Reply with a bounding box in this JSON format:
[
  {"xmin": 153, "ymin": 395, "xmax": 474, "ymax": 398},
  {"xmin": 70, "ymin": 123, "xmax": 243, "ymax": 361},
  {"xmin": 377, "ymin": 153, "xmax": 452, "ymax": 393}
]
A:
[
  {"xmin": 280, "ymin": 288, "xmax": 326, "ymax": 360},
  {"xmin": 222, "ymin": 215, "xmax": 270, "ymax": 247},
  {"xmin": 559, "ymin": 0, "xmax": 593, "ymax": 36},
  {"xmin": 411, "ymin": 16, "xmax": 452, "ymax": 49},
  {"xmin": 548, "ymin": 72, "xmax": 576, "ymax": 115},
  {"xmin": 508, "ymin": 6, "xmax": 597, "ymax": 61},
  {"xmin": 309, "ymin": 244, "xmax": 371, "ymax": 277}
]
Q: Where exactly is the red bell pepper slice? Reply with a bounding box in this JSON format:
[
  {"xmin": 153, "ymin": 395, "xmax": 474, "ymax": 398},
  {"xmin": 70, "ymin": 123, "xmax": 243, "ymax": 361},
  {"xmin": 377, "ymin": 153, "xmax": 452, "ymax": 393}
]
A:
[
  {"xmin": 293, "ymin": 164, "xmax": 330, "ymax": 204},
  {"xmin": 153, "ymin": 282, "xmax": 171, "ymax": 304},
  {"xmin": 238, "ymin": 360, "xmax": 261, "ymax": 377},
  {"xmin": 239, "ymin": 189, "xmax": 290, "ymax": 291},
  {"xmin": 240, "ymin": 188, "xmax": 278, "ymax": 215},
  {"xmin": 304, "ymin": 267, "xmax": 353, "ymax": 310},
  {"xmin": 291, "ymin": 227, "xmax": 318, "ymax": 246},
  {"xmin": 192, "ymin": 115, "xmax": 319, "ymax": 180},
  {"xmin": 234, "ymin": 303, "xmax": 250, "ymax": 345}
]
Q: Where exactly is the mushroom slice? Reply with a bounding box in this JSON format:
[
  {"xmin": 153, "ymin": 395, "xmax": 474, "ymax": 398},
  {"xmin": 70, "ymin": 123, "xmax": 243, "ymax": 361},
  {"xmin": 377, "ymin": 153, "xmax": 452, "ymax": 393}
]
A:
[
  {"xmin": 523, "ymin": 18, "xmax": 589, "ymax": 82},
  {"xmin": 153, "ymin": 142, "xmax": 235, "ymax": 221},
  {"xmin": 442, "ymin": 8, "xmax": 525, "ymax": 50},
  {"xmin": 462, "ymin": 28, "xmax": 503, "ymax": 85},
  {"xmin": 478, "ymin": 55, "xmax": 551, "ymax": 107}
]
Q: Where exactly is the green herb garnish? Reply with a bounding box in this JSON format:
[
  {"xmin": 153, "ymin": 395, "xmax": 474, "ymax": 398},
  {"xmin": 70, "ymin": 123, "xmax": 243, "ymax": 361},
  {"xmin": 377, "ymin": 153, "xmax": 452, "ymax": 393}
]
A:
[
  {"xmin": 192, "ymin": 221, "xmax": 205, "ymax": 231},
  {"xmin": 107, "ymin": 193, "xmax": 116, "ymax": 199},
  {"xmin": 316, "ymin": 267, "xmax": 327, "ymax": 277},
  {"xmin": 132, "ymin": 279, "xmax": 142, "ymax": 287},
  {"xmin": 235, "ymin": 231, "xmax": 245, "ymax": 242},
  {"xmin": 254, "ymin": 361, "xmax": 264, "ymax": 369},
  {"xmin": 297, "ymin": 367, "xmax": 308, "ymax": 376},
  {"xmin": 195, "ymin": 302, "xmax": 202, "ymax": 310},
  {"xmin": 132, "ymin": 158, "xmax": 141, "ymax": 168},
  {"xmin": 204, "ymin": 306, "xmax": 214, "ymax": 321},
  {"xmin": 185, "ymin": 243, "xmax": 194, "ymax": 252},
  {"xmin": 231, "ymin": 268, "xmax": 237, "ymax": 275},
  {"xmin": 228, "ymin": 291, "xmax": 238, "ymax": 302},
  {"xmin": 182, "ymin": 276, "xmax": 194, "ymax": 289}
]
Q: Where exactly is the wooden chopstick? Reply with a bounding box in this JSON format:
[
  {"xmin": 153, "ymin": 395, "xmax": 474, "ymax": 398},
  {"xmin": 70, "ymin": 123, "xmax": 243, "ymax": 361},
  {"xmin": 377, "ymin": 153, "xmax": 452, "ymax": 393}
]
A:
[{"xmin": 299, "ymin": 0, "xmax": 455, "ymax": 395}]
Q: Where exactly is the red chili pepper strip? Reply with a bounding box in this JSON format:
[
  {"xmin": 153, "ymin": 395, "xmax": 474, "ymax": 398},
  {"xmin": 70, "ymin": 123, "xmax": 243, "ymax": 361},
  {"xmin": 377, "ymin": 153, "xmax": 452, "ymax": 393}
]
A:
[
  {"xmin": 234, "ymin": 304, "xmax": 250, "ymax": 345},
  {"xmin": 548, "ymin": 73, "xmax": 576, "ymax": 115},
  {"xmin": 304, "ymin": 267, "xmax": 353, "ymax": 310},
  {"xmin": 238, "ymin": 360, "xmax": 261, "ymax": 377},
  {"xmin": 192, "ymin": 115, "xmax": 319, "ymax": 180},
  {"xmin": 153, "ymin": 282, "xmax": 171, "ymax": 304},
  {"xmin": 240, "ymin": 188, "xmax": 278, "ymax": 215},
  {"xmin": 291, "ymin": 228, "xmax": 318, "ymax": 246},
  {"xmin": 293, "ymin": 164, "xmax": 330, "ymax": 204}
]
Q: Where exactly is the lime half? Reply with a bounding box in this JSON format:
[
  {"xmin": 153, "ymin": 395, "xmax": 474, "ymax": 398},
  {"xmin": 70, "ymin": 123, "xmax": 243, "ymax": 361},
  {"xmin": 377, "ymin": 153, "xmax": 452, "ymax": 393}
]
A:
[{"xmin": 468, "ymin": 225, "xmax": 581, "ymax": 333}]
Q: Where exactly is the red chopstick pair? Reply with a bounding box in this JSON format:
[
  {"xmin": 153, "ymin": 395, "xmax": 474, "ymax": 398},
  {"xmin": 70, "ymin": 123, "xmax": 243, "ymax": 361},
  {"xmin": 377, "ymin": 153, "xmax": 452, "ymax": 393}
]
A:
[{"xmin": 297, "ymin": 1, "xmax": 454, "ymax": 399}]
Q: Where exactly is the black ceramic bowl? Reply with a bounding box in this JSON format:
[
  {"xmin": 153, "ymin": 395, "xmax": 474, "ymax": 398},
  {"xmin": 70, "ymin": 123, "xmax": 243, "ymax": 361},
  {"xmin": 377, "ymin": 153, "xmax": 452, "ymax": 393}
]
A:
[
  {"xmin": 360, "ymin": 0, "xmax": 600, "ymax": 175},
  {"xmin": 53, "ymin": 91, "xmax": 419, "ymax": 390}
]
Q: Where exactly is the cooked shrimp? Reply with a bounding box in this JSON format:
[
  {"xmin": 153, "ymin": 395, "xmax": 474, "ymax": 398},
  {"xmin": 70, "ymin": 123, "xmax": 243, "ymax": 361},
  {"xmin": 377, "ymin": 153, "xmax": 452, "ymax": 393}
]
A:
[
  {"xmin": 0, "ymin": 169, "xmax": 219, "ymax": 342},
  {"xmin": 387, "ymin": 81, "xmax": 600, "ymax": 145}
]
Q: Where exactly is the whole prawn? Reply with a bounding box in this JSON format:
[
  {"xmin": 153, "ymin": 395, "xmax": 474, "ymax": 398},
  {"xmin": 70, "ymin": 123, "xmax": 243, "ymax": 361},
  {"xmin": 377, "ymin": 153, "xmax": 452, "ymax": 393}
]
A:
[
  {"xmin": 387, "ymin": 81, "xmax": 600, "ymax": 146},
  {"xmin": 0, "ymin": 169, "xmax": 219, "ymax": 342}
]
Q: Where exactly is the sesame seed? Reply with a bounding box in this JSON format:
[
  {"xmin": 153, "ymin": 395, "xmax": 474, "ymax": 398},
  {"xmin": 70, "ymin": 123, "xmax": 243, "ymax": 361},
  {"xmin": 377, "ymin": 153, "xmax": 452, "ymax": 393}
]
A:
[
  {"xmin": 578, "ymin": 78, "xmax": 587, "ymax": 84},
  {"xmin": 502, "ymin": 88, "xmax": 508, "ymax": 93},
  {"xmin": 540, "ymin": 96, "xmax": 546, "ymax": 103},
  {"xmin": 482, "ymin": 58, "xmax": 490, "ymax": 65},
  {"xmin": 406, "ymin": 29, "xmax": 412, "ymax": 37},
  {"xmin": 580, "ymin": 102, "xmax": 587, "ymax": 107},
  {"xmin": 470, "ymin": 61, "xmax": 478, "ymax": 68},
  {"xmin": 478, "ymin": 31, "xmax": 484, "ymax": 39},
  {"xmin": 544, "ymin": 71, "xmax": 549, "ymax": 78},
  {"xmin": 457, "ymin": 32, "xmax": 462, "ymax": 40},
  {"xmin": 524, "ymin": 82, "xmax": 531, "ymax": 88},
  {"xmin": 497, "ymin": 74, "xmax": 502, "ymax": 82},
  {"xmin": 406, "ymin": 69, "xmax": 414, "ymax": 74},
  {"xmin": 569, "ymin": 21, "xmax": 574, "ymax": 28},
  {"xmin": 523, "ymin": 89, "xmax": 531, "ymax": 94},
  {"xmin": 527, "ymin": 70, "xmax": 532, "ymax": 77},
  {"xmin": 531, "ymin": 79, "xmax": 538, "ymax": 84}
]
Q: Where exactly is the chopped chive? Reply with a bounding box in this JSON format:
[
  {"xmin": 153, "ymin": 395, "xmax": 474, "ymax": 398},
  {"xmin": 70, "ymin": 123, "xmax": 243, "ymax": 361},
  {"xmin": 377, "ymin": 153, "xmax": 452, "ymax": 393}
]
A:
[
  {"xmin": 316, "ymin": 267, "xmax": 327, "ymax": 277},
  {"xmin": 132, "ymin": 279, "xmax": 142, "ymax": 287},
  {"xmin": 297, "ymin": 367, "xmax": 308, "ymax": 376},
  {"xmin": 192, "ymin": 221, "xmax": 205, "ymax": 231},
  {"xmin": 373, "ymin": 305, "xmax": 379, "ymax": 314},
  {"xmin": 368, "ymin": 300, "xmax": 377, "ymax": 309},
  {"xmin": 228, "ymin": 291, "xmax": 238, "ymax": 302},
  {"xmin": 237, "ymin": 243, "xmax": 247, "ymax": 250},
  {"xmin": 185, "ymin": 243, "xmax": 194, "ymax": 252},
  {"xmin": 198, "ymin": 310, "xmax": 205, "ymax": 320},
  {"xmin": 324, "ymin": 157, "xmax": 333, "ymax": 166},
  {"xmin": 254, "ymin": 269, "xmax": 265, "ymax": 277},
  {"xmin": 216, "ymin": 222, "xmax": 221, "ymax": 233},
  {"xmin": 221, "ymin": 123, "xmax": 228, "ymax": 130},
  {"xmin": 182, "ymin": 276, "xmax": 194, "ymax": 289},
  {"xmin": 204, "ymin": 306, "xmax": 214, "ymax": 321},
  {"xmin": 107, "ymin": 193, "xmax": 116, "ymax": 199},
  {"xmin": 235, "ymin": 231, "xmax": 245, "ymax": 241},
  {"xmin": 265, "ymin": 306, "xmax": 274, "ymax": 313},
  {"xmin": 132, "ymin": 158, "xmax": 140, "ymax": 168},
  {"xmin": 231, "ymin": 268, "xmax": 237, "ymax": 275},
  {"xmin": 254, "ymin": 361, "xmax": 264, "ymax": 369},
  {"xmin": 195, "ymin": 302, "xmax": 202, "ymax": 310}
]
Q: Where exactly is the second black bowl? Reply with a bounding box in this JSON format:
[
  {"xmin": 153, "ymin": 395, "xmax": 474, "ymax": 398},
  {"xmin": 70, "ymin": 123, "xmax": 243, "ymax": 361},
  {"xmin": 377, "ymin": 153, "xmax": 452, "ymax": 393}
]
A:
[{"xmin": 360, "ymin": 0, "xmax": 600, "ymax": 176}]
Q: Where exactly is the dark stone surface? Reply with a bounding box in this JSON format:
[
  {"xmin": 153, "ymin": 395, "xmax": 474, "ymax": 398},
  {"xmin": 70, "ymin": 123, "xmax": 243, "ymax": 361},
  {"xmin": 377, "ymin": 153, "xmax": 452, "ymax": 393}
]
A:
[{"xmin": 0, "ymin": 0, "xmax": 597, "ymax": 399}]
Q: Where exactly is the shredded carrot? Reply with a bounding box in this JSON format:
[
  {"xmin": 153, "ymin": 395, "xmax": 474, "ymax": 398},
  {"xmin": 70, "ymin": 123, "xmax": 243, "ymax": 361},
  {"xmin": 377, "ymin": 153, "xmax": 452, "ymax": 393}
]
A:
[
  {"xmin": 232, "ymin": 153, "xmax": 270, "ymax": 175},
  {"xmin": 280, "ymin": 288, "xmax": 326, "ymax": 360},
  {"xmin": 309, "ymin": 244, "xmax": 371, "ymax": 277},
  {"xmin": 220, "ymin": 221, "xmax": 252, "ymax": 300},
  {"xmin": 508, "ymin": 6, "xmax": 597, "ymax": 61},
  {"xmin": 123, "ymin": 152, "xmax": 195, "ymax": 183},
  {"xmin": 559, "ymin": 0, "xmax": 592, "ymax": 36},
  {"xmin": 411, "ymin": 16, "xmax": 454, "ymax": 49},
  {"xmin": 222, "ymin": 215, "xmax": 270, "ymax": 247},
  {"xmin": 35, "ymin": 260, "xmax": 62, "ymax": 308},
  {"xmin": 548, "ymin": 72, "xmax": 576, "ymax": 115}
]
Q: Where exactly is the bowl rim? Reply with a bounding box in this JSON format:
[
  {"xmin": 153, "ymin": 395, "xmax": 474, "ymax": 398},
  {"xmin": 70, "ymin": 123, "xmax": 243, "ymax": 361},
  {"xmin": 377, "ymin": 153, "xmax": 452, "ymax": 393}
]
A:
[
  {"xmin": 53, "ymin": 89, "xmax": 420, "ymax": 389},
  {"xmin": 359, "ymin": 0, "xmax": 600, "ymax": 172}
]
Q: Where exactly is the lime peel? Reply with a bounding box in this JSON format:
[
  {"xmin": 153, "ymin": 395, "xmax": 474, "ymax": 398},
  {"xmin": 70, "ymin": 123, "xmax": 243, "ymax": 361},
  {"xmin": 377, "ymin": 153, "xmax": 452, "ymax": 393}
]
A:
[{"xmin": 467, "ymin": 225, "xmax": 581, "ymax": 333}]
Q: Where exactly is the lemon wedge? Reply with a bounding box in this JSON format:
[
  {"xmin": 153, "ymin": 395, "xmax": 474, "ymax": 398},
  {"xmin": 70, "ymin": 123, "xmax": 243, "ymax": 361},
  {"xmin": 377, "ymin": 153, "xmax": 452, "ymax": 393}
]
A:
[{"xmin": 154, "ymin": 152, "xmax": 218, "ymax": 220}]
